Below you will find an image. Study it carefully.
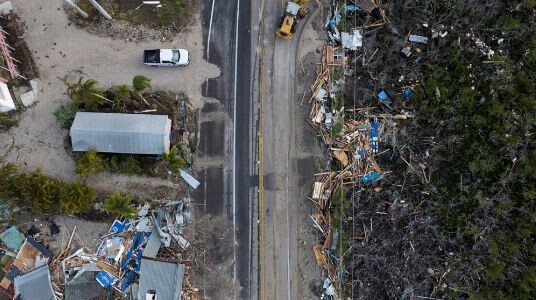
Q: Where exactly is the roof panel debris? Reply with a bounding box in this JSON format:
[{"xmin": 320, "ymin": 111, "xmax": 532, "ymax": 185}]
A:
[
  {"xmin": 0, "ymin": 195, "xmax": 198, "ymax": 299},
  {"xmin": 137, "ymin": 258, "xmax": 185, "ymax": 300},
  {"xmin": 14, "ymin": 265, "xmax": 55, "ymax": 300}
]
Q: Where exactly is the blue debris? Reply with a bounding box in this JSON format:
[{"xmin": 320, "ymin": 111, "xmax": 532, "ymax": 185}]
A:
[
  {"xmin": 377, "ymin": 90, "xmax": 388, "ymax": 100},
  {"xmin": 403, "ymin": 89, "xmax": 413, "ymax": 98},
  {"xmin": 109, "ymin": 219, "xmax": 131, "ymax": 234},
  {"xmin": 362, "ymin": 171, "xmax": 380, "ymax": 183},
  {"xmin": 119, "ymin": 271, "xmax": 136, "ymax": 291},
  {"xmin": 355, "ymin": 147, "xmax": 365, "ymax": 160},
  {"xmin": 377, "ymin": 90, "xmax": 391, "ymax": 104},
  {"xmin": 370, "ymin": 121, "xmax": 380, "ymax": 154},
  {"xmin": 96, "ymin": 271, "xmax": 116, "ymax": 288},
  {"xmin": 345, "ymin": 4, "xmax": 358, "ymax": 13},
  {"xmin": 120, "ymin": 232, "xmax": 150, "ymax": 271}
]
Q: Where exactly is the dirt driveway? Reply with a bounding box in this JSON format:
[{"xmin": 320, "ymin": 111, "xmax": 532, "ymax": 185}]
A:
[{"xmin": 0, "ymin": 0, "xmax": 219, "ymax": 184}]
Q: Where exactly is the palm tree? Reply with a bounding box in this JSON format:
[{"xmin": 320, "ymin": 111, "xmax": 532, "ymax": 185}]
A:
[
  {"xmin": 63, "ymin": 77, "xmax": 106, "ymax": 110},
  {"xmin": 103, "ymin": 191, "xmax": 138, "ymax": 218},
  {"xmin": 132, "ymin": 75, "xmax": 151, "ymax": 94},
  {"xmin": 162, "ymin": 146, "xmax": 186, "ymax": 173}
]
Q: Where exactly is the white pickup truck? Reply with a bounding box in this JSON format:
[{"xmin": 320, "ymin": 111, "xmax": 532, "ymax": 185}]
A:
[{"xmin": 143, "ymin": 49, "xmax": 190, "ymax": 67}]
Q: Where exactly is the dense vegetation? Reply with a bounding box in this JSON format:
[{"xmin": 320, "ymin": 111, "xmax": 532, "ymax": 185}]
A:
[
  {"xmin": 412, "ymin": 1, "xmax": 536, "ymax": 297},
  {"xmin": 75, "ymin": 150, "xmax": 143, "ymax": 177},
  {"xmin": 339, "ymin": 0, "xmax": 535, "ymax": 298},
  {"xmin": 0, "ymin": 164, "xmax": 96, "ymax": 214}
]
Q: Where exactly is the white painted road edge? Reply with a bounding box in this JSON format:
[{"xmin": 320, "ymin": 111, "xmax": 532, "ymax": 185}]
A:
[
  {"xmin": 233, "ymin": 0, "xmax": 240, "ymax": 280},
  {"xmin": 286, "ymin": 44, "xmax": 292, "ymax": 300},
  {"xmin": 206, "ymin": 0, "xmax": 215, "ymax": 60}
]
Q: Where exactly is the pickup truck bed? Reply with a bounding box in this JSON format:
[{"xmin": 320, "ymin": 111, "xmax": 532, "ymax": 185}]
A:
[{"xmin": 144, "ymin": 50, "xmax": 160, "ymax": 64}]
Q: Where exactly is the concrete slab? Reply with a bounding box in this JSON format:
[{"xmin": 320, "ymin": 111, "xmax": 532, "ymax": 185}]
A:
[
  {"xmin": 0, "ymin": 1, "xmax": 13, "ymax": 15},
  {"xmin": 20, "ymin": 90, "xmax": 36, "ymax": 107}
]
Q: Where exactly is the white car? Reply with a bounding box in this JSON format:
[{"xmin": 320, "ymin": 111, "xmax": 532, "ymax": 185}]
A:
[{"xmin": 144, "ymin": 49, "xmax": 189, "ymax": 67}]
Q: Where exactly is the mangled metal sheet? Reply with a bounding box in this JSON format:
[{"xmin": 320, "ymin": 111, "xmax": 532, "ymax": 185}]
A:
[
  {"xmin": 179, "ymin": 169, "xmax": 201, "ymax": 189},
  {"xmin": 142, "ymin": 228, "xmax": 161, "ymax": 259}
]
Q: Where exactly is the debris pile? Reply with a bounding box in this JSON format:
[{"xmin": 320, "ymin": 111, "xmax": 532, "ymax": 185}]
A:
[
  {"xmin": 0, "ymin": 198, "xmax": 201, "ymax": 299},
  {"xmin": 306, "ymin": 1, "xmax": 415, "ymax": 298}
]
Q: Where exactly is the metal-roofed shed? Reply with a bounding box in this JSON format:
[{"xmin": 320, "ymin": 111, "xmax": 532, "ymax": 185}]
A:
[
  {"xmin": 138, "ymin": 258, "xmax": 185, "ymax": 300},
  {"xmin": 70, "ymin": 112, "xmax": 171, "ymax": 155}
]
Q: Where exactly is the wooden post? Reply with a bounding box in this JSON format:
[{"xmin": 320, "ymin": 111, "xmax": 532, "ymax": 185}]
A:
[
  {"xmin": 88, "ymin": 0, "xmax": 113, "ymax": 20},
  {"xmin": 64, "ymin": 0, "xmax": 89, "ymax": 18}
]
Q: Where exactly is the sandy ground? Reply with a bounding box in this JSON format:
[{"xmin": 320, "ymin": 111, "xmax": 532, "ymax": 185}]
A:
[
  {"xmin": 0, "ymin": 0, "xmax": 219, "ymax": 186},
  {"xmin": 15, "ymin": 214, "xmax": 109, "ymax": 255}
]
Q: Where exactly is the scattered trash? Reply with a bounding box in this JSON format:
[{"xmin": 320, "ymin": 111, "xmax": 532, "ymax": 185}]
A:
[
  {"xmin": 401, "ymin": 46, "xmax": 412, "ymax": 58},
  {"xmin": 377, "ymin": 90, "xmax": 391, "ymax": 104},
  {"xmin": 362, "ymin": 171, "xmax": 380, "ymax": 183},
  {"xmin": 341, "ymin": 29, "xmax": 363, "ymax": 50},
  {"xmin": 403, "ymin": 89, "xmax": 413, "ymax": 99},
  {"xmin": 306, "ymin": 4, "xmax": 413, "ymax": 296},
  {"xmin": 408, "ymin": 34, "xmax": 428, "ymax": 44}
]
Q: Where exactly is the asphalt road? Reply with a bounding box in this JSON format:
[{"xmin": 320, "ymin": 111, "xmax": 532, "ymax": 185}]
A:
[
  {"xmin": 200, "ymin": 0, "xmax": 255, "ymax": 298},
  {"xmin": 260, "ymin": 1, "xmax": 316, "ymax": 299}
]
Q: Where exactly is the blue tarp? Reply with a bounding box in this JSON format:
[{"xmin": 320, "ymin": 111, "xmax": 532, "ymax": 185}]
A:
[
  {"xmin": 403, "ymin": 89, "xmax": 413, "ymax": 98},
  {"xmin": 362, "ymin": 171, "xmax": 380, "ymax": 183}
]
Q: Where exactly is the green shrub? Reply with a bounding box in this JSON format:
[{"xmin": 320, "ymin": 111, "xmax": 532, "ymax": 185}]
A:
[
  {"xmin": 75, "ymin": 150, "xmax": 104, "ymax": 177},
  {"xmin": 119, "ymin": 156, "xmax": 141, "ymax": 174},
  {"xmin": 58, "ymin": 181, "xmax": 96, "ymax": 214},
  {"xmin": 54, "ymin": 103, "xmax": 77, "ymax": 128},
  {"xmin": 0, "ymin": 112, "xmax": 17, "ymax": 130}
]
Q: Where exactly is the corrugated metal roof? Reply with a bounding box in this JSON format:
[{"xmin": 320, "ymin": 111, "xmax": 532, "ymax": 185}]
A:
[
  {"xmin": 65, "ymin": 270, "xmax": 107, "ymax": 300},
  {"xmin": 138, "ymin": 259, "xmax": 185, "ymax": 300},
  {"xmin": 70, "ymin": 112, "xmax": 171, "ymax": 155},
  {"xmin": 14, "ymin": 265, "xmax": 55, "ymax": 300},
  {"xmin": 142, "ymin": 228, "xmax": 161, "ymax": 259}
]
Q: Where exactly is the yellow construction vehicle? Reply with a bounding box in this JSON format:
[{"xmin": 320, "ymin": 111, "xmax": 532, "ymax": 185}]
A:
[{"xmin": 275, "ymin": 1, "xmax": 309, "ymax": 40}]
